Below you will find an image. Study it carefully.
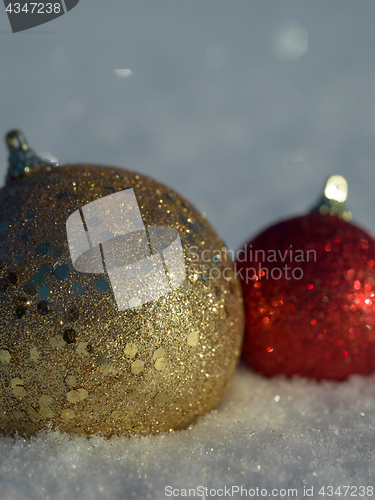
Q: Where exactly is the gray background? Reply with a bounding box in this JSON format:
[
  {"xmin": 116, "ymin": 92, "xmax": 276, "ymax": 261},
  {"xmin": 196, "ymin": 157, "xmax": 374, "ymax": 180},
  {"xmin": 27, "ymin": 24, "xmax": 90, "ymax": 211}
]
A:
[
  {"xmin": 2, "ymin": 0, "xmax": 375, "ymax": 252},
  {"xmin": 1, "ymin": 1, "xmax": 375, "ymax": 498}
]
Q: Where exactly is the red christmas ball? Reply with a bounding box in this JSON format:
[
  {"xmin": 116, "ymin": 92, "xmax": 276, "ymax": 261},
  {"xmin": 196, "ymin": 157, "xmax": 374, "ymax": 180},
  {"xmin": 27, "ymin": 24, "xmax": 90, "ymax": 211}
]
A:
[{"xmin": 237, "ymin": 177, "xmax": 375, "ymax": 380}]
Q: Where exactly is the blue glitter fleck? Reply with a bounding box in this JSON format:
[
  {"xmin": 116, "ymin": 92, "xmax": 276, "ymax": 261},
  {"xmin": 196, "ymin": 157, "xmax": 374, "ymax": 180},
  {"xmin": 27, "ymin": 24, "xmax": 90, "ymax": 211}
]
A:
[
  {"xmin": 31, "ymin": 272, "xmax": 45, "ymax": 285},
  {"xmin": 72, "ymin": 282, "xmax": 86, "ymax": 297},
  {"xmin": 38, "ymin": 286, "xmax": 50, "ymax": 300},
  {"xmin": 23, "ymin": 281, "xmax": 36, "ymax": 295},
  {"xmin": 37, "ymin": 242, "xmax": 50, "ymax": 255},
  {"xmin": 38, "ymin": 263, "xmax": 52, "ymax": 276},
  {"xmin": 54, "ymin": 265, "xmax": 70, "ymax": 280},
  {"xmin": 0, "ymin": 221, "xmax": 10, "ymax": 233},
  {"xmin": 94, "ymin": 279, "xmax": 109, "ymax": 292}
]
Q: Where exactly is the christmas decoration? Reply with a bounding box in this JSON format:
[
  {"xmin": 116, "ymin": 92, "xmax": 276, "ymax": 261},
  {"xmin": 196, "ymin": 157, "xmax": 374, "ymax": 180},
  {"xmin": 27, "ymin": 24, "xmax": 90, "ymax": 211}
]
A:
[
  {"xmin": 0, "ymin": 130, "xmax": 244, "ymax": 437},
  {"xmin": 237, "ymin": 175, "xmax": 375, "ymax": 381}
]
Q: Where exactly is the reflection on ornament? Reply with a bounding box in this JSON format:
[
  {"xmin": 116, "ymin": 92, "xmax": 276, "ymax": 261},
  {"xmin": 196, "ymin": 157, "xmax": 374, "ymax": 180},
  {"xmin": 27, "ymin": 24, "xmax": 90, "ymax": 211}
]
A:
[
  {"xmin": 0, "ymin": 130, "xmax": 244, "ymax": 437},
  {"xmin": 237, "ymin": 175, "xmax": 375, "ymax": 381}
]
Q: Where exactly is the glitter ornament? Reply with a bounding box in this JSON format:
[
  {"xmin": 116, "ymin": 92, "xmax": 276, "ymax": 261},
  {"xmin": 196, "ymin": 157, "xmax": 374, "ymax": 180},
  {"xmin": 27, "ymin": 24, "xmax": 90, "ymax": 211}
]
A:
[
  {"xmin": 237, "ymin": 175, "xmax": 375, "ymax": 381},
  {"xmin": 0, "ymin": 130, "xmax": 244, "ymax": 437}
]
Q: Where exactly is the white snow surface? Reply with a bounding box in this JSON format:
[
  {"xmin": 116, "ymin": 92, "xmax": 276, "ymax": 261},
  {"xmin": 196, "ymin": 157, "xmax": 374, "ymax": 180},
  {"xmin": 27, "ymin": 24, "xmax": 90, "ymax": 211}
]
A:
[{"xmin": 1, "ymin": 365, "xmax": 375, "ymax": 499}]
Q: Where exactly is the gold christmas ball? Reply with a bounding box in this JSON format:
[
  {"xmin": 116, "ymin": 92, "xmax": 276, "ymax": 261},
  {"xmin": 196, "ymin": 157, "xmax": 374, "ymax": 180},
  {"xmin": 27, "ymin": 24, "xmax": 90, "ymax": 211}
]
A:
[{"xmin": 0, "ymin": 130, "xmax": 244, "ymax": 437}]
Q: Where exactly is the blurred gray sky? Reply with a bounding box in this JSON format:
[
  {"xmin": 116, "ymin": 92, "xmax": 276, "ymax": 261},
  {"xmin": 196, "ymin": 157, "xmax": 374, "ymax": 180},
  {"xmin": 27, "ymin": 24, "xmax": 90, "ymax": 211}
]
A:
[{"xmin": 1, "ymin": 0, "xmax": 375, "ymax": 251}]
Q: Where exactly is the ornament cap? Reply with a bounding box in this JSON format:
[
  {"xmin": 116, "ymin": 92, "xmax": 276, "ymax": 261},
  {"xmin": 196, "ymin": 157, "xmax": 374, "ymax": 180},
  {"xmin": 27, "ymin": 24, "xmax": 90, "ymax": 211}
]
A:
[
  {"xmin": 310, "ymin": 174, "xmax": 352, "ymax": 221},
  {"xmin": 5, "ymin": 129, "xmax": 54, "ymax": 184}
]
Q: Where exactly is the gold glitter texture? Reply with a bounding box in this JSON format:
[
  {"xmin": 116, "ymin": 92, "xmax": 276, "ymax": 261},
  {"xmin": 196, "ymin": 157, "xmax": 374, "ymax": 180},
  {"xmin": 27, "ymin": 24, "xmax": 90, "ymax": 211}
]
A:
[{"xmin": 0, "ymin": 163, "xmax": 244, "ymax": 437}]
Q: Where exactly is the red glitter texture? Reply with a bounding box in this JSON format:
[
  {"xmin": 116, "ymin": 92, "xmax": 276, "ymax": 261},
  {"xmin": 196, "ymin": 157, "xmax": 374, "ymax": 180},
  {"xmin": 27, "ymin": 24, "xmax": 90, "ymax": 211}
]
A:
[{"xmin": 236, "ymin": 212, "xmax": 375, "ymax": 380}]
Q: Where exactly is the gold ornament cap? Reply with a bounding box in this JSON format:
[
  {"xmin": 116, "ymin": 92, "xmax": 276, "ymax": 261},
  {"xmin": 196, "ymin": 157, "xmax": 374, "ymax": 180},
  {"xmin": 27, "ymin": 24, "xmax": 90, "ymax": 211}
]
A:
[
  {"xmin": 310, "ymin": 174, "xmax": 352, "ymax": 221},
  {"xmin": 5, "ymin": 129, "xmax": 54, "ymax": 184}
]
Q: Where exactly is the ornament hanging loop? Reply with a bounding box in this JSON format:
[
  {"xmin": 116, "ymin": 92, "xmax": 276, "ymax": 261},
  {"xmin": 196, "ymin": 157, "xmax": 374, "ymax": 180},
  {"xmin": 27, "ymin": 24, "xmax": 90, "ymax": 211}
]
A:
[
  {"xmin": 6, "ymin": 130, "xmax": 29, "ymax": 153},
  {"xmin": 310, "ymin": 174, "xmax": 352, "ymax": 221},
  {"xmin": 5, "ymin": 129, "xmax": 54, "ymax": 185}
]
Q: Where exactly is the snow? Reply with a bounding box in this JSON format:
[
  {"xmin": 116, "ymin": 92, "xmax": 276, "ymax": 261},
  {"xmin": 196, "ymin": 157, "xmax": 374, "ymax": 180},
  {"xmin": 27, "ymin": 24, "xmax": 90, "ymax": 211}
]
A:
[{"xmin": 1, "ymin": 367, "xmax": 375, "ymax": 499}]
